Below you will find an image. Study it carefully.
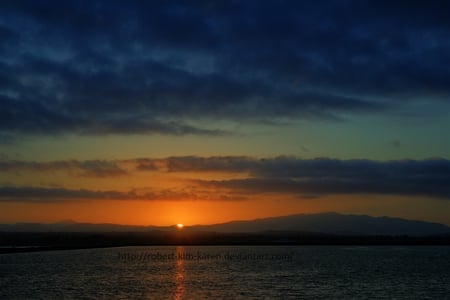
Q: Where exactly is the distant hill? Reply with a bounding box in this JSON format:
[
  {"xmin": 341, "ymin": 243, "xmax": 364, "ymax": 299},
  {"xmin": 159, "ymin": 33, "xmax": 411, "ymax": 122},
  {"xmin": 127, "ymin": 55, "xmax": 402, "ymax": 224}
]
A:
[
  {"xmin": 192, "ymin": 212, "xmax": 450, "ymax": 236},
  {"xmin": 1, "ymin": 213, "xmax": 449, "ymax": 236}
]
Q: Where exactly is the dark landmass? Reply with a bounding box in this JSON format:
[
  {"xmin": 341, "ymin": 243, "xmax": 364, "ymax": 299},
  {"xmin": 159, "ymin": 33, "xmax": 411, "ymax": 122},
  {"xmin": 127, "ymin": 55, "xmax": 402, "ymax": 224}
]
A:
[
  {"xmin": 193, "ymin": 212, "xmax": 450, "ymax": 236},
  {"xmin": 1, "ymin": 230, "xmax": 449, "ymax": 254},
  {"xmin": 0, "ymin": 220, "xmax": 167, "ymax": 232},
  {"xmin": 1, "ymin": 213, "xmax": 449, "ymax": 253},
  {"xmin": 1, "ymin": 212, "xmax": 448, "ymax": 236}
]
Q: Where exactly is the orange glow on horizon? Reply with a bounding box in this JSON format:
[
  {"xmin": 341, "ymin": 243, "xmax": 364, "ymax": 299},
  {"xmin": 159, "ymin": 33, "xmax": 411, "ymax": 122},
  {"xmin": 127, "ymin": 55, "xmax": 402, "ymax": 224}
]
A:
[{"xmin": 1, "ymin": 195, "xmax": 449, "ymax": 226}]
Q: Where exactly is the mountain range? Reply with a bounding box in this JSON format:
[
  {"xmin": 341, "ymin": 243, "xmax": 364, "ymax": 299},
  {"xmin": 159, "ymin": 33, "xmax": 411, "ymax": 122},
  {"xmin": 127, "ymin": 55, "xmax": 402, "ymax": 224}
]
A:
[{"xmin": 1, "ymin": 213, "xmax": 449, "ymax": 236}]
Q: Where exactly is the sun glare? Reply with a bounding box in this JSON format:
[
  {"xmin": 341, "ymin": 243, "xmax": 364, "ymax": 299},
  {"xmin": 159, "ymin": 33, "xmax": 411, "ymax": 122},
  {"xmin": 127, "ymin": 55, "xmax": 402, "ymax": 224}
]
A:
[{"xmin": 176, "ymin": 223, "xmax": 184, "ymax": 229}]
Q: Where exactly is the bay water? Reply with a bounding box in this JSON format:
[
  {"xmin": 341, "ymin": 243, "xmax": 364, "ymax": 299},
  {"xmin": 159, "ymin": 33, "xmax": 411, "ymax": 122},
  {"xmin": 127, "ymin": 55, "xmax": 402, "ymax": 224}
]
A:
[{"xmin": 1, "ymin": 246, "xmax": 449, "ymax": 299}]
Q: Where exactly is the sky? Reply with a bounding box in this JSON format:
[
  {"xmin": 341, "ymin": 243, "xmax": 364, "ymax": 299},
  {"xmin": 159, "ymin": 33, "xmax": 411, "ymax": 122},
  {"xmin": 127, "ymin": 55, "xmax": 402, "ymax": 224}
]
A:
[{"xmin": 0, "ymin": 0, "xmax": 449, "ymax": 226}]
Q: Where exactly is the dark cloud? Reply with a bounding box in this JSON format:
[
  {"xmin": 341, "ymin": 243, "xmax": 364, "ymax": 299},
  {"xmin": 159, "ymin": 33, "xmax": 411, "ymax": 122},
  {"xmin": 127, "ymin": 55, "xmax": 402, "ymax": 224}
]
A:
[
  {"xmin": 134, "ymin": 156, "xmax": 255, "ymax": 172},
  {"xmin": 75, "ymin": 160, "xmax": 127, "ymax": 177},
  {"xmin": 200, "ymin": 176, "xmax": 450, "ymax": 199},
  {"xmin": 0, "ymin": 186, "xmax": 131, "ymax": 202},
  {"xmin": 202, "ymin": 158, "xmax": 450, "ymax": 199},
  {"xmin": 0, "ymin": 185, "xmax": 245, "ymax": 202},
  {"xmin": 1, "ymin": 1, "xmax": 448, "ymax": 137},
  {"xmin": 0, "ymin": 159, "xmax": 127, "ymax": 177},
  {"xmin": 135, "ymin": 156, "xmax": 450, "ymax": 199}
]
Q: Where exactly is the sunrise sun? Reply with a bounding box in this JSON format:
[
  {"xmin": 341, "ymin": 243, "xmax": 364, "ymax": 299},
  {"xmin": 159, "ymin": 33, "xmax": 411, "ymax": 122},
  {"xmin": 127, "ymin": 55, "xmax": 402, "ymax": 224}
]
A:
[{"xmin": 176, "ymin": 223, "xmax": 184, "ymax": 229}]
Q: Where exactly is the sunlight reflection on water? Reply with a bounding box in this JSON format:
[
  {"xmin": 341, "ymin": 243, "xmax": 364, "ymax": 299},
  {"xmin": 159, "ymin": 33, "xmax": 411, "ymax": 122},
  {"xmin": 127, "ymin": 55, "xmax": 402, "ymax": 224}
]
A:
[
  {"xmin": 174, "ymin": 246, "xmax": 185, "ymax": 300},
  {"xmin": 0, "ymin": 246, "xmax": 449, "ymax": 299}
]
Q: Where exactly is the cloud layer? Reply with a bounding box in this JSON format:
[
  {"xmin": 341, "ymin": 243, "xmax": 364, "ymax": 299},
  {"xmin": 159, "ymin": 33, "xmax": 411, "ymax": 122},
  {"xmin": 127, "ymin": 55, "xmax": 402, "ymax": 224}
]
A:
[
  {"xmin": 1, "ymin": 1, "xmax": 449, "ymax": 137},
  {"xmin": 1, "ymin": 156, "xmax": 449, "ymax": 201}
]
